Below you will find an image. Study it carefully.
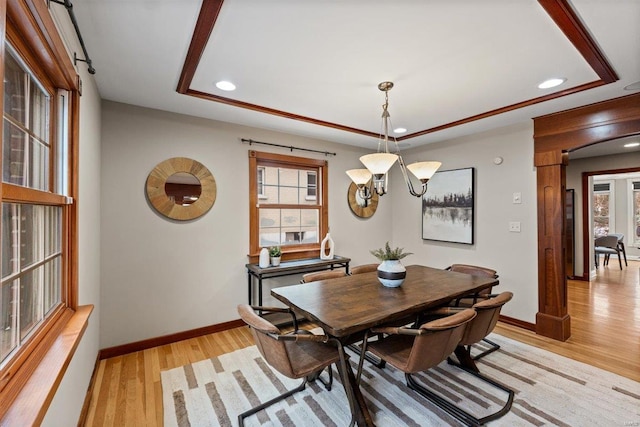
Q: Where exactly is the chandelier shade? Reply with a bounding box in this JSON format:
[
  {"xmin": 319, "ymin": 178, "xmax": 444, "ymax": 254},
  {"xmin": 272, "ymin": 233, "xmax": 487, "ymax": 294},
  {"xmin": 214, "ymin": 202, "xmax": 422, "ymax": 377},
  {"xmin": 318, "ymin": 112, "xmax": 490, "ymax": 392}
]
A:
[
  {"xmin": 359, "ymin": 153, "xmax": 399, "ymax": 176},
  {"xmin": 406, "ymin": 161, "xmax": 442, "ymax": 181},
  {"xmin": 345, "ymin": 168, "xmax": 372, "ymax": 185}
]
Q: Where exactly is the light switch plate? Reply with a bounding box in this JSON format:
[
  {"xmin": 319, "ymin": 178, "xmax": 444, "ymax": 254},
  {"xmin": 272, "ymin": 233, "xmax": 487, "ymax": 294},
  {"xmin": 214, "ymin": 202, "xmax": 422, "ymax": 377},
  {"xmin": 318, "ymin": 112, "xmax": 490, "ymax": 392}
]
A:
[
  {"xmin": 509, "ymin": 221, "xmax": 521, "ymax": 232},
  {"xmin": 513, "ymin": 192, "xmax": 522, "ymax": 204}
]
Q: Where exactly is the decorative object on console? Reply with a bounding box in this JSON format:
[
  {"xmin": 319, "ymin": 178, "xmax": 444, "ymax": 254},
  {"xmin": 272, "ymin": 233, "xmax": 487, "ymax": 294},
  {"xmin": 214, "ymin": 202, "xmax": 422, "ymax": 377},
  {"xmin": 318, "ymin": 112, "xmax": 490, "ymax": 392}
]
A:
[
  {"xmin": 320, "ymin": 232, "xmax": 335, "ymax": 260},
  {"xmin": 269, "ymin": 246, "xmax": 282, "ymax": 266},
  {"xmin": 346, "ymin": 81, "xmax": 441, "ymax": 200},
  {"xmin": 258, "ymin": 247, "xmax": 270, "ymax": 268},
  {"xmin": 146, "ymin": 157, "xmax": 216, "ymax": 221},
  {"xmin": 422, "ymin": 167, "xmax": 474, "ymax": 245},
  {"xmin": 347, "ymin": 182, "xmax": 378, "ymax": 218},
  {"xmin": 370, "ymin": 242, "xmax": 412, "ymax": 287}
]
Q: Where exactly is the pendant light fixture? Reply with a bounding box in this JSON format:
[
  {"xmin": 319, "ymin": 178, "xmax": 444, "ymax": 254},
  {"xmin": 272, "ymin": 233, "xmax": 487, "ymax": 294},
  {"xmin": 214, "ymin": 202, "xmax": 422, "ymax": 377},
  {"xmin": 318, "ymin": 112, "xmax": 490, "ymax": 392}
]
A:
[{"xmin": 346, "ymin": 81, "xmax": 441, "ymax": 199}]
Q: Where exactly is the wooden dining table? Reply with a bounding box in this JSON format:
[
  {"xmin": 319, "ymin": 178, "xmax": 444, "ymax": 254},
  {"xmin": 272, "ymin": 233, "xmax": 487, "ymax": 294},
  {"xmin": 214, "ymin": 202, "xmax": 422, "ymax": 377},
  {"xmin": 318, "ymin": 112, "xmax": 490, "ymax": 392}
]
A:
[{"xmin": 271, "ymin": 264, "xmax": 499, "ymax": 426}]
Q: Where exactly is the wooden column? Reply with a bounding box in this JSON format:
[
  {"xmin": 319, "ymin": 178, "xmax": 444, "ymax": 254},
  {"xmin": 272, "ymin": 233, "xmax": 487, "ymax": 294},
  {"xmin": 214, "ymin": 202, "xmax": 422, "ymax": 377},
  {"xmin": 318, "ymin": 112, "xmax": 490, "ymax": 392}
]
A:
[
  {"xmin": 534, "ymin": 150, "xmax": 570, "ymax": 340},
  {"xmin": 533, "ymin": 92, "xmax": 640, "ymax": 341}
]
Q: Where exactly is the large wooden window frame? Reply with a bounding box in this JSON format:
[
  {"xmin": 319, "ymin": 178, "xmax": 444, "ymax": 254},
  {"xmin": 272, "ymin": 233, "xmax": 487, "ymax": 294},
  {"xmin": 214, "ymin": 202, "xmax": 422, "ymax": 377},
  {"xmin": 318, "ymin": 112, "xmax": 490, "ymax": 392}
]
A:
[
  {"xmin": 0, "ymin": 0, "xmax": 88, "ymax": 424},
  {"xmin": 248, "ymin": 150, "xmax": 328, "ymax": 262}
]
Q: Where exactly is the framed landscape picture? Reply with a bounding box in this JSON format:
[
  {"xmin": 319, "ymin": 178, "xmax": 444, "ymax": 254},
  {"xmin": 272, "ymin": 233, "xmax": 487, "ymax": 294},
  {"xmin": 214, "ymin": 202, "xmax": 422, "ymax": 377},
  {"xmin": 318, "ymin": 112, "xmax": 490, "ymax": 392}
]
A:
[{"xmin": 422, "ymin": 167, "xmax": 474, "ymax": 244}]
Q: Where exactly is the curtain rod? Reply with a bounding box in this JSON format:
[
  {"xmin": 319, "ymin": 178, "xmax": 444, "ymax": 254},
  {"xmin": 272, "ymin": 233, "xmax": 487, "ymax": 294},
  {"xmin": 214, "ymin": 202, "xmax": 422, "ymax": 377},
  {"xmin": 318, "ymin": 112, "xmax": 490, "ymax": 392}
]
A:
[
  {"xmin": 49, "ymin": 0, "xmax": 96, "ymax": 74},
  {"xmin": 241, "ymin": 138, "xmax": 336, "ymax": 156}
]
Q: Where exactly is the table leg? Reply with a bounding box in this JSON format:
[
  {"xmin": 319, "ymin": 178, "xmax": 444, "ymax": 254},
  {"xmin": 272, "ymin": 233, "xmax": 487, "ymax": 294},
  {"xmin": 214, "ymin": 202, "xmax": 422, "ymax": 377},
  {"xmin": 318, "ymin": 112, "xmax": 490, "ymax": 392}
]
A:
[
  {"xmin": 247, "ymin": 272, "xmax": 252, "ymax": 305},
  {"xmin": 335, "ymin": 344, "xmax": 375, "ymax": 426},
  {"xmin": 258, "ymin": 277, "xmax": 263, "ymax": 306}
]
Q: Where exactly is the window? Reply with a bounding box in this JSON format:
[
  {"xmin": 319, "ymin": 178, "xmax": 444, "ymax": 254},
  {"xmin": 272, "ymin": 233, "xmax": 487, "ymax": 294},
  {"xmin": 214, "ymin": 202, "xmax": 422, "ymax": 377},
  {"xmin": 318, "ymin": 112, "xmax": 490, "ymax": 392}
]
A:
[
  {"xmin": 593, "ymin": 181, "xmax": 614, "ymax": 237},
  {"xmin": 249, "ymin": 151, "xmax": 328, "ymax": 261},
  {"xmin": 257, "ymin": 166, "xmax": 266, "ymax": 199},
  {"xmin": 306, "ymin": 171, "xmax": 317, "ymax": 200},
  {"xmin": 0, "ymin": 1, "xmax": 79, "ymax": 415}
]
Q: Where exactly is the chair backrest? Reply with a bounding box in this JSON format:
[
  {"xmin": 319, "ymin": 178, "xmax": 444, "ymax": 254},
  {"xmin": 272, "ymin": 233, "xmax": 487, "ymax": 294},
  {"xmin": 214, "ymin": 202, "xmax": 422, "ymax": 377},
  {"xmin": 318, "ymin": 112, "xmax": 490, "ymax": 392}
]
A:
[
  {"xmin": 405, "ymin": 308, "xmax": 476, "ymax": 373},
  {"xmin": 237, "ymin": 304, "xmax": 296, "ymax": 377},
  {"xmin": 594, "ymin": 235, "xmax": 618, "ymax": 249},
  {"xmin": 447, "ymin": 264, "xmax": 498, "ymax": 296},
  {"xmin": 607, "ymin": 233, "xmax": 624, "ymax": 244},
  {"xmin": 460, "ymin": 291, "xmax": 513, "ymax": 346},
  {"xmin": 301, "ymin": 270, "xmax": 347, "ymax": 283},
  {"xmin": 350, "ymin": 264, "xmax": 379, "ymax": 275},
  {"xmin": 447, "ymin": 263, "xmax": 498, "ymax": 278}
]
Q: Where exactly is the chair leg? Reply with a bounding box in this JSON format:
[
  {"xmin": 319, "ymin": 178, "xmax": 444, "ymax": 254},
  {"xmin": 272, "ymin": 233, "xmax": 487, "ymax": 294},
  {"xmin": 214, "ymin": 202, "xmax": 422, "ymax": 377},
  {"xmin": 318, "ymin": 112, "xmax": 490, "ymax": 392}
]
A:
[
  {"xmin": 406, "ymin": 366, "xmax": 514, "ymax": 426},
  {"xmin": 238, "ymin": 377, "xmax": 308, "ymax": 426},
  {"xmin": 617, "ymin": 252, "xmax": 622, "ymax": 270},
  {"xmin": 472, "ymin": 338, "xmax": 501, "ymax": 360}
]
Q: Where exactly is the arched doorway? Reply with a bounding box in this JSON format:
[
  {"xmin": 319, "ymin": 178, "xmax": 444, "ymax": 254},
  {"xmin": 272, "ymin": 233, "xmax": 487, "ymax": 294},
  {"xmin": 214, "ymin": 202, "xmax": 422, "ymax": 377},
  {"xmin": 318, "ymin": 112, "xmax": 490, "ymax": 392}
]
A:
[{"xmin": 532, "ymin": 92, "xmax": 640, "ymax": 341}]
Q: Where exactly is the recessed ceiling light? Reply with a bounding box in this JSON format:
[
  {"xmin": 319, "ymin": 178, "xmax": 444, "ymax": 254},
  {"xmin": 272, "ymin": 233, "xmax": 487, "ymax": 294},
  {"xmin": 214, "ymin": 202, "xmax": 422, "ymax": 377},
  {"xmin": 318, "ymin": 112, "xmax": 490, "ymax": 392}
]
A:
[
  {"xmin": 624, "ymin": 81, "xmax": 640, "ymax": 91},
  {"xmin": 538, "ymin": 78, "xmax": 566, "ymax": 89},
  {"xmin": 215, "ymin": 80, "xmax": 236, "ymax": 91},
  {"xmin": 394, "ymin": 127, "xmax": 407, "ymax": 134},
  {"xmin": 624, "ymin": 142, "xmax": 640, "ymax": 148}
]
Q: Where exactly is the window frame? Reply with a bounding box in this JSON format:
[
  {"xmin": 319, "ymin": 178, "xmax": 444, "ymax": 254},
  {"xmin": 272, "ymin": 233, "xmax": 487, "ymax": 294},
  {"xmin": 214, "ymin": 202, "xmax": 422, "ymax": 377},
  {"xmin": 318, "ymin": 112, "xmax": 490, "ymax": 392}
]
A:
[
  {"xmin": 0, "ymin": 0, "xmax": 82, "ymax": 421},
  {"xmin": 592, "ymin": 180, "xmax": 614, "ymax": 237},
  {"xmin": 248, "ymin": 150, "xmax": 328, "ymax": 262}
]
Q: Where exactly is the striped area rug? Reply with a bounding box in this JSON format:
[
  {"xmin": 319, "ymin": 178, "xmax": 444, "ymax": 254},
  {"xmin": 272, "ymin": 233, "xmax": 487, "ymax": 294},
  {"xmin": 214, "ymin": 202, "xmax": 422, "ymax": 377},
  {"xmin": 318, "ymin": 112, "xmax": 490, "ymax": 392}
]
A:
[{"xmin": 161, "ymin": 334, "xmax": 640, "ymax": 426}]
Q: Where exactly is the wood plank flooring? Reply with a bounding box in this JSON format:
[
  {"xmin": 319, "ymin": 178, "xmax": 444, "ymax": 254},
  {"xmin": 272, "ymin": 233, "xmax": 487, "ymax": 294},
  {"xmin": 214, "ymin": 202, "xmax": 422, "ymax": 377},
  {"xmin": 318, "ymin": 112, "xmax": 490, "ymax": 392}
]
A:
[{"xmin": 82, "ymin": 260, "xmax": 640, "ymax": 426}]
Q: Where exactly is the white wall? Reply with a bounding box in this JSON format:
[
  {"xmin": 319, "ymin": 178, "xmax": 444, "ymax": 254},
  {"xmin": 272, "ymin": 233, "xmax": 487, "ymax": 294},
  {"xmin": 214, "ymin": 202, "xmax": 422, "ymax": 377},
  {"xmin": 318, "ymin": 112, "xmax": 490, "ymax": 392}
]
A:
[
  {"xmin": 566, "ymin": 151, "xmax": 640, "ymax": 276},
  {"xmin": 99, "ymin": 101, "xmax": 392, "ymax": 348},
  {"xmin": 41, "ymin": 5, "xmax": 102, "ymax": 427},
  {"xmin": 391, "ymin": 122, "xmax": 539, "ymax": 323}
]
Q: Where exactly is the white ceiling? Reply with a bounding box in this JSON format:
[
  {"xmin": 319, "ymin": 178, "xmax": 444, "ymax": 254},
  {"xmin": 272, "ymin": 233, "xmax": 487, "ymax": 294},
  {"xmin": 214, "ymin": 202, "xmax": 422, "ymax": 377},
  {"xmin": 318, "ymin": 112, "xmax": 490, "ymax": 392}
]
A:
[{"xmin": 70, "ymin": 0, "xmax": 640, "ymax": 150}]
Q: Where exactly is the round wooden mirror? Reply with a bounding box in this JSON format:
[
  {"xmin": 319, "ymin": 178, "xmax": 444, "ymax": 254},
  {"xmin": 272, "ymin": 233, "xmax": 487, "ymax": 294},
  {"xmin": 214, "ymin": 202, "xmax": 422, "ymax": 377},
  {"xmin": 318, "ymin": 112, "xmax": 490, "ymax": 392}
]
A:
[
  {"xmin": 347, "ymin": 182, "xmax": 378, "ymax": 218},
  {"xmin": 146, "ymin": 157, "xmax": 216, "ymax": 221}
]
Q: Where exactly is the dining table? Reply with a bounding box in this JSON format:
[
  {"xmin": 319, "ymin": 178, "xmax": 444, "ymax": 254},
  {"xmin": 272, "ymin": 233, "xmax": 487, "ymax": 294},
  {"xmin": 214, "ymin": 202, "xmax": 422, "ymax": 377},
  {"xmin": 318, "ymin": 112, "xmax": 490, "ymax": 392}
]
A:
[{"xmin": 270, "ymin": 264, "xmax": 499, "ymax": 426}]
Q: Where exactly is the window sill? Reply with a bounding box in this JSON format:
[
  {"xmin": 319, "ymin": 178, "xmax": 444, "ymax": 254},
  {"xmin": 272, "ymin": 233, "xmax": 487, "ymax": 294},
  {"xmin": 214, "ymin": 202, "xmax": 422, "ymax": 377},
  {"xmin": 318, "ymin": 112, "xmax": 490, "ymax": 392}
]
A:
[{"xmin": 0, "ymin": 304, "xmax": 94, "ymax": 425}]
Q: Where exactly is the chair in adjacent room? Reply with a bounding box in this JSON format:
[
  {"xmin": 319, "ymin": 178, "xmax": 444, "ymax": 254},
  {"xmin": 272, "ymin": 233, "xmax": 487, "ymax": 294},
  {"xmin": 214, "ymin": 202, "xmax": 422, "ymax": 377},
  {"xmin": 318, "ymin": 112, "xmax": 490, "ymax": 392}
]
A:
[
  {"xmin": 236, "ymin": 304, "xmax": 356, "ymax": 426},
  {"xmin": 607, "ymin": 233, "xmax": 628, "ymax": 267},
  {"xmin": 349, "ymin": 263, "xmax": 379, "ymax": 275},
  {"xmin": 594, "ymin": 235, "xmax": 623, "ymax": 270},
  {"xmin": 354, "ymin": 309, "xmax": 502, "ymax": 426},
  {"xmin": 300, "ymin": 269, "xmax": 347, "ymax": 283}
]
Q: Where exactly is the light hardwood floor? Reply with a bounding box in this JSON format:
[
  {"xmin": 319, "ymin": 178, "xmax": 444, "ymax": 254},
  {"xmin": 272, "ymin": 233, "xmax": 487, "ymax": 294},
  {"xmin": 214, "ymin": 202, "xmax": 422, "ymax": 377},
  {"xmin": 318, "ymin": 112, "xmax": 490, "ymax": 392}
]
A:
[{"xmin": 83, "ymin": 260, "xmax": 640, "ymax": 426}]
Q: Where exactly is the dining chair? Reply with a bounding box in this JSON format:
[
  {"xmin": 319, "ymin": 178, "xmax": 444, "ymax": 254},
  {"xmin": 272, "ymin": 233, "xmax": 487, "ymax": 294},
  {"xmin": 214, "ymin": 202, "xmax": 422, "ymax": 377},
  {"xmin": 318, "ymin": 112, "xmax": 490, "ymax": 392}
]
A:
[
  {"xmin": 420, "ymin": 292, "xmax": 515, "ymax": 424},
  {"xmin": 236, "ymin": 304, "xmax": 357, "ymax": 426},
  {"xmin": 355, "ymin": 309, "xmax": 484, "ymax": 426},
  {"xmin": 607, "ymin": 233, "xmax": 628, "ymax": 267},
  {"xmin": 442, "ymin": 264, "xmax": 502, "ymax": 356},
  {"xmin": 300, "ymin": 269, "xmax": 347, "ymax": 283},
  {"xmin": 445, "ymin": 264, "xmax": 499, "ymax": 306},
  {"xmin": 594, "ymin": 235, "xmax": 623, "ymax": 270},
  {"xmin": 349, "ymin": 263, "xmax": 379, "ymax": 275}
]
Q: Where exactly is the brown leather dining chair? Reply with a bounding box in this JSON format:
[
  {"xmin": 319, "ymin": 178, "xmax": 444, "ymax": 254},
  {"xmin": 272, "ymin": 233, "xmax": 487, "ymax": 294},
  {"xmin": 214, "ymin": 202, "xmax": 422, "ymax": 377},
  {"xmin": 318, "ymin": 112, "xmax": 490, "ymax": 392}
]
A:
[
  {"xmin": 446, "ymin": 264, "xmax": 499, "ymax": 306},
  {"xmin": 443, "ymin": 264, "xmax": 502, "ymax": 357},
  {"xmin": 594, "ymin": 235, "xmax": 623, "ymax": 270},
  {"xmin": 236, "ymin": 304, "xmax": 356, "ymax": 426},
  {"xmin": 422, "ymin": 292, "xmax": 515, "ymax": 425},
  {"xmin": 300, "ymin": 269, "xmax": 347, "ymax": 283},
  {"xmin": 355, "ymin": 309, "xmax": 479, "ymax": 426},
  {"xmin": 349, "ymin": 263, "xmax": 379, "ymax": 275}
]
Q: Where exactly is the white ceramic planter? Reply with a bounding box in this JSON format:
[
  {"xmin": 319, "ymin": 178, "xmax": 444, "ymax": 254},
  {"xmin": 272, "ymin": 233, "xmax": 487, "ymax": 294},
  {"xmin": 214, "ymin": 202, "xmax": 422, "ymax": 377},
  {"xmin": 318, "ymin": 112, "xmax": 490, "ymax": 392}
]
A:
[
  {"xmin": 377, "ymin": 260, "xmax": 406, "ymax": 287},
  {"xmin": 270, "ymin": 256, "xmax": 281, "ymax": 267}
]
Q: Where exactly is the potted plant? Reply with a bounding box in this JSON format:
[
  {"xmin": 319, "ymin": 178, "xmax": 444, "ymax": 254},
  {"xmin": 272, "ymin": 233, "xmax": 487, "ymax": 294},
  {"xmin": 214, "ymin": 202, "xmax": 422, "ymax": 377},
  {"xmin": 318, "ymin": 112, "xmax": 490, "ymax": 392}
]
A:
[
  {"xmin": 269, "ymin": 246, "xmax": 282, "ymax": 267},
  {"xmin": 370, "ymin": 242, "xmax": 412, "ymax": 287}
]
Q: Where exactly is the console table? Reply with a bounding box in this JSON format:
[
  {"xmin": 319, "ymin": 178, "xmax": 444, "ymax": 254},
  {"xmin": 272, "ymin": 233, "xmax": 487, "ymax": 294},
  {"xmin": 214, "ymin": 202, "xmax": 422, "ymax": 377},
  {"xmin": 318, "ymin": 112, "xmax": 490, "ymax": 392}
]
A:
[{"xmin": 246, "ymin": 255, "xmax": 351, "ymax": 306}]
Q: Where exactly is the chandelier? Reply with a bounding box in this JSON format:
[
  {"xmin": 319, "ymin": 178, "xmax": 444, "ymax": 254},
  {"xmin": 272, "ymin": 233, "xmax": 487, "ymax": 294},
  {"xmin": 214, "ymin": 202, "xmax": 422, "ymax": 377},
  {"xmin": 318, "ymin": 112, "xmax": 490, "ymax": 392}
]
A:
[{"xmin": 346, "ymin": 81, "xmax": 441, "ymax": 199}]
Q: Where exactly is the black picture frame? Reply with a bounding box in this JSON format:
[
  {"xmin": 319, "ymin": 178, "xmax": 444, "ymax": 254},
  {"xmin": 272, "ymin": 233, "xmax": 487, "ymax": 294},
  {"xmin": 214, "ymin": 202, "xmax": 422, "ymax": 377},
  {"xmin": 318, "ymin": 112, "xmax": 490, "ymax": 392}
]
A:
[{"xmin": 421, "ymin": 167, "xmax": 474, "ymax": 244}]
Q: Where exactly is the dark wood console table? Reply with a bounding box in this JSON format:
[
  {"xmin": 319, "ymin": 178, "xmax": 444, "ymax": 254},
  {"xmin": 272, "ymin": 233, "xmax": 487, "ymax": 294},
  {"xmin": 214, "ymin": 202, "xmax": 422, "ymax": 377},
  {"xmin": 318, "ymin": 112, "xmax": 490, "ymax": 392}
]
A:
[{"xmin": 246, "ymin": 255, "xmax": 351, "ymax": 306}]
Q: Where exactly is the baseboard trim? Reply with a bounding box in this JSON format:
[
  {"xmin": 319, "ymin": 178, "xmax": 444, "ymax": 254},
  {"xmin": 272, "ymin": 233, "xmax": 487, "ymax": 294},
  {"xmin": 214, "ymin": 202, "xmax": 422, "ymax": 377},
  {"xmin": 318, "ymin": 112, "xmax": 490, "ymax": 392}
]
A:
[
  {"xmin": 499, "ymin": 314, "xmax": 535, "ymax": 331},
  {"xmin": 98, "ymin": 319, "xmax": 246, "ymax": 360}
]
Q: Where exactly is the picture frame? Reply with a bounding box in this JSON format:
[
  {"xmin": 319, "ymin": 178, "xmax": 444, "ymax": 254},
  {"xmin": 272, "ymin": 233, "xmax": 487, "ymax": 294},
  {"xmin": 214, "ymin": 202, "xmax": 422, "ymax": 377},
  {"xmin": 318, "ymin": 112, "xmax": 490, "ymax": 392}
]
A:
[{"xmin": 421, "ymin": 167, "xmax": 474, "ymax": 244}]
